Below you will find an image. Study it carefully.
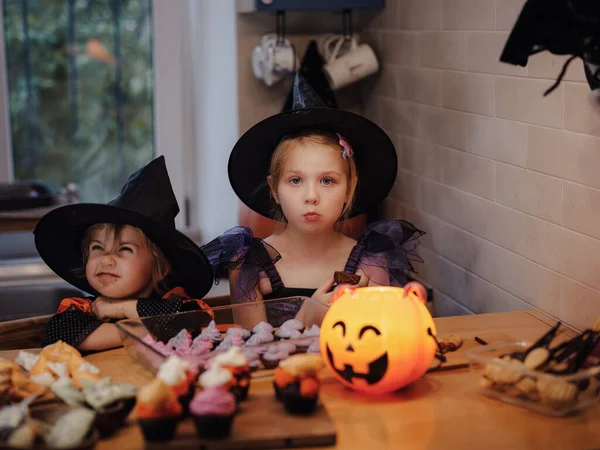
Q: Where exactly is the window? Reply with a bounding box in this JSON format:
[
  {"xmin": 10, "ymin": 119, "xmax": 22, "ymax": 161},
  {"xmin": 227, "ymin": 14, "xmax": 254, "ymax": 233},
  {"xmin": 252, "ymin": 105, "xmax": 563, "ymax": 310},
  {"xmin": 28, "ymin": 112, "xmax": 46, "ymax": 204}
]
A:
[
  {"xmin": 0, "ymin": 0, "xmax": 192, "ymax": 227},
  {"xmin": 1, "ymin": 0, "xmax": 154, "ymax": 202}
]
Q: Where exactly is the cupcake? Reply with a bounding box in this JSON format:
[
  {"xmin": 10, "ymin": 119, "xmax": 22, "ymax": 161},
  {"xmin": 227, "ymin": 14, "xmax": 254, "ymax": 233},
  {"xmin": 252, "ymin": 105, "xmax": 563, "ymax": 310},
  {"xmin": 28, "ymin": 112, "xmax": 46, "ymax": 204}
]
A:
[
  {"xmin": 261, "ymin": 347, "xmax": 290, "ymax": 370},
  {"xmin": 198, "ymin": 364, "xmax": 235, "ymax": 393},
  {"xmin": 252, "ymin": 321, "xmax": 274, "ymax": 335},
  {"xmin": 200, "ymin": 320, "xmax": 223, "ymax": 345},
  {"xmin": 189, "ymin": 387, "xmax": 236, "ymax": 439},
  {"xmin": 157, "ymin": 356, "xmax": 193, "ymax": 418},
  {"xmin": 213, "ymin": 347, "xmax": 251, "ymax": 402},
  {"xmin": 215, "ymin": 340, "xmax": 232, "ymax": 352},
  {"xmin": 274, "ymin": 354, "xmax": 324, "ymax": 415},
  {"xmin": 134, "ymin": 378, "xmax": 182, "ymax": 442},
  {"xmin": 226, "ymin": 331, "xmax": 246, "ymax": 348},
  {"xmin": 245, "ymin": 330, "xmax": 274, "ymax": 346},
  {"xmin": 168, "ymin": 329, "xmax": 193, "ymax": 353},
  {"xmin": 280, "ymin": 319, "xmax": 304, "ymax": 332},
  {"xmin": 274, "ymin": 319, "xmax": 303, "ymax": 340},
  {"xmin": 225, "ymin": 327, "xmax": 251, "ymax": 340}
]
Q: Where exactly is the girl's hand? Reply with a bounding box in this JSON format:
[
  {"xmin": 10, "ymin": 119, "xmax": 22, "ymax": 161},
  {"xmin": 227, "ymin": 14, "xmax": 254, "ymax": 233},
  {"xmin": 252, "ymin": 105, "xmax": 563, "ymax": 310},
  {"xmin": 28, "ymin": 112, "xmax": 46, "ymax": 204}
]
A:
[
  {"xmin": 92, "ymin": 296, "xmax": 138, "ymax": 321},
  {"xmin": 297, "ymin": 276, "xmax": 352, "ymax": 327},
  {"xmin": 310, "ymin": 275, "xmax": 336, "ymax": 305}
]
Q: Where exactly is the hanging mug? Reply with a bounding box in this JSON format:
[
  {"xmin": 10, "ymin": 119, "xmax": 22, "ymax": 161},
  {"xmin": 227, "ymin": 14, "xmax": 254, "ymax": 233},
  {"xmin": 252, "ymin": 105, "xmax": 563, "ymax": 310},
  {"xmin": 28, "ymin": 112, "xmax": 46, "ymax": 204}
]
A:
[
  {"xmin": 322, "ymin": 34, "xmax": 379, "ymax": 90},
  {"xmin": 252, "ymin": 33, "xmax": 296, "ymax": 87}
]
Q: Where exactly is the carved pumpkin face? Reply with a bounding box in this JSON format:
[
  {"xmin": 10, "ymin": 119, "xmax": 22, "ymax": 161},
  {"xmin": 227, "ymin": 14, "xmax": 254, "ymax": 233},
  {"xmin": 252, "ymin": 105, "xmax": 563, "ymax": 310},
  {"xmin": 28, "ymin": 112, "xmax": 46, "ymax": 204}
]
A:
[{"xmin": 319, "ymin": 283, "xmax": 437, "ymax": 394}]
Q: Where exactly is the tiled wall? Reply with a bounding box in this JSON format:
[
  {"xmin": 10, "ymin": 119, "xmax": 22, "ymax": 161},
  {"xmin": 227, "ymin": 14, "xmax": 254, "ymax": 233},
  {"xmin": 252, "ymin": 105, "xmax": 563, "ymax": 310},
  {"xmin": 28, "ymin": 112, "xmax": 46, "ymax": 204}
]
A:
[{"xmin": 362, "ymin": 0, "xmax": 600, "ymax": 329}]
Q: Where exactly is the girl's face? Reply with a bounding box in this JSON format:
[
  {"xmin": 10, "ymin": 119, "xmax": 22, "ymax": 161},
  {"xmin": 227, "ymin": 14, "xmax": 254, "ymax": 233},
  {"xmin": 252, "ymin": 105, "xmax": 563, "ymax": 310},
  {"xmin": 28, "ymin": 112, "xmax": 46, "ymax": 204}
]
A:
[
  {"xmin": 85, "ymin": 225, "xmax": 155, "ymax": 299},
  {"xmin": 272, "ymin": 141, "xmax": 350, "ymax": 232}
]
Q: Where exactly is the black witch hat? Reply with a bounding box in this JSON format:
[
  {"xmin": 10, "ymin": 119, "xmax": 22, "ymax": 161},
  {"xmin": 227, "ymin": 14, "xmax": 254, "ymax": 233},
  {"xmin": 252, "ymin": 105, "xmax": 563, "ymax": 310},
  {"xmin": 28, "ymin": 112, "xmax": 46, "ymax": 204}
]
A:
[
  {"xmin": 500, "ymin": 0, "xmax": 600, "ymax": 94},
  {"xmin": 34, "ymin": 156, "xmax": 213, "ymax": 298},
  {"xmin": 228, "ymin": 73, "xmax": 398, "ymax": 220},
  {"xmin": 282, "ymin": 40, "xmax": 338, "ymax": 112}
]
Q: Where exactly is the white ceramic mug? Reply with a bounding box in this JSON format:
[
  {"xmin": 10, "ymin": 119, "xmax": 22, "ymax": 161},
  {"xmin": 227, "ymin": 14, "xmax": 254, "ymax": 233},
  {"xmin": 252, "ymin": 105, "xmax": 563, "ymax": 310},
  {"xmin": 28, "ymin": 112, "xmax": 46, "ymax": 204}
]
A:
[
  {"xmin": 323, "ymin": 36, "xmax": 379, "ymax": 90},
  {"xmin": 251, "ymin": 33, "xmax": 296, "ymax": 87}
]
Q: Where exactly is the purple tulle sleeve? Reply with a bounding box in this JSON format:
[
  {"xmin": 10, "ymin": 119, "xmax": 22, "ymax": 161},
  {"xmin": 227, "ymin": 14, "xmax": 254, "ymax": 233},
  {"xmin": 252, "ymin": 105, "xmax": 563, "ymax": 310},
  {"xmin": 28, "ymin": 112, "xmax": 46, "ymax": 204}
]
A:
[
  {"xmin": 200, "ymin": 227, "xmax": 281, "ymax": 303},
  {"xmin": 346, "ymin": 219, "xmax": 425, "ymax": 287}
]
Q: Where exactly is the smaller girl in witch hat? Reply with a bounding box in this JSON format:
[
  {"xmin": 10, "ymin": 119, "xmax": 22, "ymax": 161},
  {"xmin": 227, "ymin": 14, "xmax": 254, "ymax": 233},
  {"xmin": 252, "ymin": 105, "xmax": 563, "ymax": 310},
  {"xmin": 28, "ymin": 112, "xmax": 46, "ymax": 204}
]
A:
[
  {"xmin": 202, "ymin": 74, "xmax": 425, "ymax": 330},
  {"xmin": 35, "ymin": 156, "xmax": 214, "ymax": 351}
]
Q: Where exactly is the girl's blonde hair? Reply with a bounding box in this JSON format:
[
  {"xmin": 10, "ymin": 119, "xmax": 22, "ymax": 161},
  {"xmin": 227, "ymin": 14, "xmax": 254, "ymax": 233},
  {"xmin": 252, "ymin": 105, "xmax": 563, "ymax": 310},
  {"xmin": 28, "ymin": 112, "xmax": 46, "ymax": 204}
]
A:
[
  {"xmin": 267, "ymin": 129, "xmax": 358, "ymax": 222},
  {"xmin": 80, "ymin": 223, "xmax": 171, "ymax": 296}
]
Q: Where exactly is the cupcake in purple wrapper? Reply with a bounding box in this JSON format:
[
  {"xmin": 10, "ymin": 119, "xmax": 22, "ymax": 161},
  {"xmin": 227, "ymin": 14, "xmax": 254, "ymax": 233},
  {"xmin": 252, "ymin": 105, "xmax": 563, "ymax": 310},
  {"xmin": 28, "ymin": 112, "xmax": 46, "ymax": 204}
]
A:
[
  {"xmin": 226, "ymin": 327, "xmax": 251, "ymax": 340},
  {"xmin": 153, "ymin": 341, "xmax": 175, "ymax": 356},
  {"xmin": 245, "ymin": 330, "xmax": 274, "ymax": 347},
  {"xmin": 190, "ymin": 387, "xmax": 236, "ymax": 439},
  {"xmin": 280, "ymin": 319, "xmax": 304, "ymax": 332},
  {"xmin": 226, "ymin": 331, "xmax": 246, "ymax": 348},
  {"xmin": 252, "ymin": 321, "xmax": 274, "ymax": 335},
  {"xmin": 215, "ymin": 341, "xmax": 232, "ymax": 352},
  {"xmin": 260, "ymin": 347, "xmax": 290, "ymax": 369},
  {"xmin": 200, "ymin": 320, "xmax": 223, "ymax": 344},
  {"xmin": 168, "ymin": 329, "xmax": 193, "ymax": 353},
  {"xmin": 186, "ymin": 338, "xmax": 213, "ymax": 356},
  {"xmin": 275, "ymin": 327, "xmax": 302, "ymax": 340}
]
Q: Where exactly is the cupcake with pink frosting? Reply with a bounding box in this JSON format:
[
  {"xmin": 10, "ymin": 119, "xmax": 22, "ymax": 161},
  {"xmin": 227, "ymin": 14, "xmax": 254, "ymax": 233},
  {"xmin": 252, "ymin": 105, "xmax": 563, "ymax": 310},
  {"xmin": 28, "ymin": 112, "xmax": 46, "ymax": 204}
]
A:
[
  {"xmin": 189, "ymin": 387, "xmax": 236, "ymax": 439},
  {"xmin": 186, "ymin": 338, "xmax": 213, "ymax": 356},
  {"xmin": 167, "ymin": 329, "xmax": 193, "ymax": 353},
  {"xmin": 225, "ymin": 331, "xmax": 246, "ymax": 348},
  {"xmin": 200, "ymin": 320, "xmax": 223, "ymax": 344}
]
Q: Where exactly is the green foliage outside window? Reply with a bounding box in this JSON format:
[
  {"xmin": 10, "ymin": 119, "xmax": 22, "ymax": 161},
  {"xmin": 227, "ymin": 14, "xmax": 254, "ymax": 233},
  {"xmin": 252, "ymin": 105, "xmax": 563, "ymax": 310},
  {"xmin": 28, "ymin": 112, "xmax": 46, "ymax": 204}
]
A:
[{"xmin": 3, "ymin": 0, "xmax": 154, "ymax": 202}]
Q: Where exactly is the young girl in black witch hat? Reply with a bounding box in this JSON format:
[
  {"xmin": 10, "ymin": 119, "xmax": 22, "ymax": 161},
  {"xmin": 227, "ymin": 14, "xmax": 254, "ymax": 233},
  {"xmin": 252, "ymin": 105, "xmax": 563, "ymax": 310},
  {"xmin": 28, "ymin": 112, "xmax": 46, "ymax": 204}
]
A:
[
  {"xmin": 36, "ymin": 156, "xmax": 214, "ymax": 351},
  {"xmin": 202, "ymin": 75, "xmax": 424, "ymax": 330}
]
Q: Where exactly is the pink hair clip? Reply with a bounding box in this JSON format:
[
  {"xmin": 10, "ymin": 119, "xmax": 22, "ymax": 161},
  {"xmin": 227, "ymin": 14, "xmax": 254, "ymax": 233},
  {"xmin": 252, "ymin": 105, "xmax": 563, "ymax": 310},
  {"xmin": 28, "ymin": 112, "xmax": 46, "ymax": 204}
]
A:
[{"xmin": 337, "ymin": 133, "xmax": 354, "ymax": 160}]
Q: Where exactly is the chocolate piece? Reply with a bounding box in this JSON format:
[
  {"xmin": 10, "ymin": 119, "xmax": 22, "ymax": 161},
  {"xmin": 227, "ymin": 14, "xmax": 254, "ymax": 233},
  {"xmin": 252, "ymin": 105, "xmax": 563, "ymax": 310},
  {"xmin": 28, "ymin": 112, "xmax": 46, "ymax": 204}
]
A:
[{"xmin": 333, "ymin": 271, "xmax": 360, "ymax": 286}]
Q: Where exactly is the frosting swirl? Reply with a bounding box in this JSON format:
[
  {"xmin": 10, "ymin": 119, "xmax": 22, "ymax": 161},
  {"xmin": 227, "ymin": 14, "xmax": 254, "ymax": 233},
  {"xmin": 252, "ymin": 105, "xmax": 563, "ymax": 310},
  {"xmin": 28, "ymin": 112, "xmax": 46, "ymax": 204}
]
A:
[{"xmin": 189, "ymin": 387, "xmax": 236, "ymax": 416}]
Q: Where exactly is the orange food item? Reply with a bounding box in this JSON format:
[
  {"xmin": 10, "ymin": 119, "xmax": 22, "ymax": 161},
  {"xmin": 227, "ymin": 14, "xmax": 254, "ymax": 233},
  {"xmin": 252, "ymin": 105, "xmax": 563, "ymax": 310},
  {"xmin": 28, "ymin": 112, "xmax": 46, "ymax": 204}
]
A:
[
  {"xmin": 135, "ymin": 379, "xmax": 182, "ymax": 419},
  {"xmin": 274, "ymin": 366, "xmax": 296, "ymax": 389},
  {"xmin": 300, "ymin": 377, "xmax": 320, "ymax": 397}
]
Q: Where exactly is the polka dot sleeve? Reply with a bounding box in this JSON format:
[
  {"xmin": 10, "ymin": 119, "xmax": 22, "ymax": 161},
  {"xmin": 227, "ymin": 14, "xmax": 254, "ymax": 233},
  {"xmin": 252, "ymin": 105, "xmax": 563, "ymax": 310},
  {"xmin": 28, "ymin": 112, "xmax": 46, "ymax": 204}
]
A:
[{"xmin": 42, "ymin": 309, "xmax": 103, "ymax": 348}]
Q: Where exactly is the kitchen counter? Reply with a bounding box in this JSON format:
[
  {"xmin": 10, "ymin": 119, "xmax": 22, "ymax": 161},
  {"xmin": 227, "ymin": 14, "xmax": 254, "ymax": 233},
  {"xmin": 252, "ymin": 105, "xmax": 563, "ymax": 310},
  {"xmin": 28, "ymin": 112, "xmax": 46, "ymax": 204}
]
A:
[{"xmin": 1, "ymin": 310, "xmax": 597, "ymax": 449}]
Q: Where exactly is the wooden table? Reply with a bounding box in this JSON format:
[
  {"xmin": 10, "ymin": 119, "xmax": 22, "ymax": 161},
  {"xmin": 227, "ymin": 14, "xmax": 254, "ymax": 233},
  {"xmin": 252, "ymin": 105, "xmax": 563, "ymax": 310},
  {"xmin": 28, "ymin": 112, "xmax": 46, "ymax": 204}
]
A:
[{"xmin": 2, "ymin": 310, "xmax": 599, "ymax": 449}]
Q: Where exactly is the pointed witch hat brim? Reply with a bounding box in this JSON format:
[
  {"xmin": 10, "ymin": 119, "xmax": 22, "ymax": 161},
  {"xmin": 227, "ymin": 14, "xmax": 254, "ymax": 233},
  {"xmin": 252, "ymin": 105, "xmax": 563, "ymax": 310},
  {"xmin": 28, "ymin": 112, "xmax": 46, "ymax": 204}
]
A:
[
  {"xmin": 229, "ymin": 74, "xmax": 397, "ymax": 220},
  {"xmin": 34, "ymin": 156, "xmax": 213, "ymax": 298}
]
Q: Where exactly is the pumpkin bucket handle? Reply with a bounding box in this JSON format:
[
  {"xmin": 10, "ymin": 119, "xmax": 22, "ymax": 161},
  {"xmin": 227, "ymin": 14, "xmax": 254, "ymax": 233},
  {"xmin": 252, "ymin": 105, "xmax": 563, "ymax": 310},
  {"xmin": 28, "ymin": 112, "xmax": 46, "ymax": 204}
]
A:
[{"xmin": 403, "ymin": 281, "xmax": 427, "ymax": 304}]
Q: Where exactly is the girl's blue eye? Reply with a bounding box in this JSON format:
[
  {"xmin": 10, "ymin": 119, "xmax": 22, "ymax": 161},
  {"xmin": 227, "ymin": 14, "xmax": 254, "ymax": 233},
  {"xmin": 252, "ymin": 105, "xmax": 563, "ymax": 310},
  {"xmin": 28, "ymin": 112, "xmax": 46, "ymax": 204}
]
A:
[
  {"xmin": 290, "ymin": 177, "xmax": 301, "ymax": 185},
  {"xmin": 321, "ymin": 177, "xmax": 334, "ymax": 186}
]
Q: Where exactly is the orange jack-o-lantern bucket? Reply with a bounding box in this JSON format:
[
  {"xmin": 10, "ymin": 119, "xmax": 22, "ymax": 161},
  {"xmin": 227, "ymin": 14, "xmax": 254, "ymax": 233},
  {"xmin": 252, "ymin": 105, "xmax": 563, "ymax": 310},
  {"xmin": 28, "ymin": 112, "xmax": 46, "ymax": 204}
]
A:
[{"xmin": 319, "ymin": 283, "xmax": 437, "ymax": 394}]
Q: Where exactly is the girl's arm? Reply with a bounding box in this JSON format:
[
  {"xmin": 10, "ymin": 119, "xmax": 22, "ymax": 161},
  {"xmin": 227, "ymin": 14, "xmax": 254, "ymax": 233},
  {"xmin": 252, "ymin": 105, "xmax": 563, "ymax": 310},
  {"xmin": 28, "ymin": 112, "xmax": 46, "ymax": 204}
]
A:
[
  {"xmin": 229, "ymin": 268, "xmax": 267, "ymax": 329},
  {"xmin": 78, "ymin": 323, "xmax": 123, "ymax": 351},
  {"xmin": 43, "ymin": 299, "xmax": 104, "ymax": 349}
]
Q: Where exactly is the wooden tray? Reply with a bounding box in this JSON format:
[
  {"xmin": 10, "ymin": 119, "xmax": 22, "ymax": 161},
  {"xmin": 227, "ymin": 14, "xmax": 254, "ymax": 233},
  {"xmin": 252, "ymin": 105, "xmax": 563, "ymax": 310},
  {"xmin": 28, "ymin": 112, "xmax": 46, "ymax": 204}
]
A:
[{"xmin": 148, "ymin": 385, "xmax": 336, "ymax": 449}]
